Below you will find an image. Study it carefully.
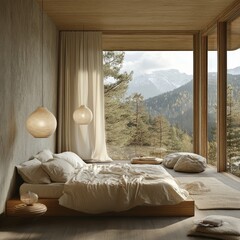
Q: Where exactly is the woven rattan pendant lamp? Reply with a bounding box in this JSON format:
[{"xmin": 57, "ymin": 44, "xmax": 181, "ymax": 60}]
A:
[
  {"xmin": 73, "ymin": 29, "xmax": 93, "ymax": 125},
  {"xmin": 26, "ymin": 0, "xmax": 57, "ymax": 138}
]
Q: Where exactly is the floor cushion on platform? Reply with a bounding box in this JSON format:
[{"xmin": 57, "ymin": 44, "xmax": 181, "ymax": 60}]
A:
[
  {"xmin": 174, "ymin": 154, "xmax": 207, "ymax": 173},
  {"xmin": 188, "ymin": 215, "xmax": 240, "ymax": 240}
]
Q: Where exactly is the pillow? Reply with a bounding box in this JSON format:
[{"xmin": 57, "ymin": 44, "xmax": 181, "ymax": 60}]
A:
[
  {"xmin": 163, "ymin": 152, "xmax": 187, "ymax": 168},
  {"xmin": 16, "ymin": 158, "xmax": 51, "ymax": 184},
  {"xmin": 41, "ymin": 158, "xmax": 75, "ymax": 183},
  {"xmin": 188, "ymin": 215, "xmax": 240, "ymax": 240},
  {"xmin": 174, "ymin": 154, "xmax": 207, "ymax": 173},
  {"xmin": 33, "ymin": 149, "xmax": 53, "ymax": 162},
  {"xmin": 163, "ymin": 152, "xmax": 206, "ymax": 169},
  {"xmin": 53, "ymin": 151, "xmax": 86, "ymax": 169}
]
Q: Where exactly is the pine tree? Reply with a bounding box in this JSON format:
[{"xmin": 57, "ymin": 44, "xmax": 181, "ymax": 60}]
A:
[
  {"xmin": 152, "ymin": 115, "xmax": 170, "ymax": 148},
  {"xmin": 127, "ymin": 93, "xmax": 150, "ymax": 155},
  {"xmin": 167, "ymin": 126, "xmax": 182, "ymax": 152},
  {"xmin": 103, "ymin": 51, "xmax": 133, "ymax": 158},
  {"xmin": 208, "ymin": 126, "xmax": 217, "ymax": 166},
  {"xmin": 226, "ymin": 84, "xmax": 240, "ymax": 173},
  {"xmin": 104, "ymin": 51, "xmax": 132, "ymax": 98}
]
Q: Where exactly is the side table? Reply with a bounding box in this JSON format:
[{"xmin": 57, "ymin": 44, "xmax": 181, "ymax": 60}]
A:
[{"xmin": 13, "ymin": 203, "xmax": 47, "ymax": 217}]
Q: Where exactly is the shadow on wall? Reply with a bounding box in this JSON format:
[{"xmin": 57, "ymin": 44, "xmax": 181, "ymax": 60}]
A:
[{"xmin": 0, "ymin": 105, "xmax": 17, "ymax": 214}]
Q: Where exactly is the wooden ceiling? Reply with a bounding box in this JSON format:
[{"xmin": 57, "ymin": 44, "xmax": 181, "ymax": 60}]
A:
[
  {"xmin": 37, "ymin": 0, "xmax": 238, "ymax": 50},
  {"xmin": 102, "ymin": 34, "xmax": 193, "ymax": 51},
  {"xmin": 228, "ymin": 17, "xmax": 240, "ymax": 50},
  {"xmin": 38, "ymin": 0, "xmax": 235, "ymax": 31}
]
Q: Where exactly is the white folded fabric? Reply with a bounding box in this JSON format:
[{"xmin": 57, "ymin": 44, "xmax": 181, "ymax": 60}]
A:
[
  {"xmin": 131, "ymin": 157, "xmax": 163, "ymax": 164},
  {"xmin": 195, "ymin": 218, "xmax": 223, "ymax": 227}
]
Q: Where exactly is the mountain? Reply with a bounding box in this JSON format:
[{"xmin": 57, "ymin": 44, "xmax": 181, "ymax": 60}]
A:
[
  {"xmin": 145, "ymin": 73, "xmax": 240, "ymax": 138},
  {"xmin": 227, "ymin": 66, "xmax": 240, "ymax": 75},
  {"xmin": 126, "ymin": 75, "xmax": 159, "ymax": 99},
  {"xmin": 145, "ymin": 80, "xmax": 194, "ymax": 134},
  {"xmin": 127, "ymin": 69, "xmax": 192, "ymax": 99}
]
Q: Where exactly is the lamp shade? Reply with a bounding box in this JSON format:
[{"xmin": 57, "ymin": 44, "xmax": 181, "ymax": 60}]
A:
[
  {"xmin": 20, "ymin": 191, "xmax": 38, "ymax": 206},
  {"xmin": 73, "ymin": 105, "xmax": 93, "ymax": 125},
  {"xmin": 26, "ymin": 107, "xmax": 57, "ymax": 138}
]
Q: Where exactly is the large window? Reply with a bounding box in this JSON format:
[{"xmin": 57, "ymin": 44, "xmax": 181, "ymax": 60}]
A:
[
  {"xmin": 207, "ymin": 27, "xmax": 217, "ymax": 166},
  {"xmin": 104, "ymin": 51, "xmax": 193, "ymax": 160},
  {"xmin": 227, "ymin": 17, "xmax": 240, "ymax": 177}
]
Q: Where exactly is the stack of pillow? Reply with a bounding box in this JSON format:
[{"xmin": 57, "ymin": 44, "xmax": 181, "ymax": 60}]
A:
[
  {"xmin": 17, "ymin": 149, "xmax": 86, "ymax": 184},
  {"xmin": 163, "ymin": 152, "xmax": 207, "ymax": 173}
]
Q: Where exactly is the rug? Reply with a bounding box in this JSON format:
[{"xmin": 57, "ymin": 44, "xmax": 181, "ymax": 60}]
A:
[{"xmin": 176, "ymin": 177, "xmax": 240, "ymax": 210}]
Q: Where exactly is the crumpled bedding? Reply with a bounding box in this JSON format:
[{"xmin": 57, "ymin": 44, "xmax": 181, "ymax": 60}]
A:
[{"xmin": 59, "ymin": 163, "xmax": 189, "ymax": 214}]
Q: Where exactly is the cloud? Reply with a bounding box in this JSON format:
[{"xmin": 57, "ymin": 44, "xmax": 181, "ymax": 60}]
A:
[
  {"xmin": 208, "ymin": 49, "xmax": 240, "ymax": 73},
  {"xmin": 208, "ymin": 51, "xmax": 217, "ymax": 72},
  {"xmin": 120, "ymin": 49, "xmax": 240, "ymax": 77},
  {"xmin": 121, "ymin": 51, "xmax": 193, "ymax": 76},
  {"xmin": 227, "ymin": 48, "xmax": 240, "ymax": 69}
]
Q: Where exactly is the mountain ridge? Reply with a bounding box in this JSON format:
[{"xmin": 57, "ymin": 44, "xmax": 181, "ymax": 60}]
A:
[
  {"xmin": 145, "ymin": 72, "xmax": 240, "ymax": 138},
  {"xmin": 127, "ymin": 66, "xmax": 240, "ymax": 100},
  {"xmin": 127, "ymin": 69, "xmax": 192, "ymax": 99}
]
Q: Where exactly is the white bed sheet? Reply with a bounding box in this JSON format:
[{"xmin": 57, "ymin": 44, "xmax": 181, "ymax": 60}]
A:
[
  {"xmin": 20, "ymin": 183, "xmax": 64, "ymax": 198},
  {"xmin": 59, "ymin": 163, "xmax": 189, "ymax": 214}
]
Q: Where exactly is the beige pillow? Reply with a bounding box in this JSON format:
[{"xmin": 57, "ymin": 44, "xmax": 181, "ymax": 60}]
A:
[
  {"xmin": 53, "ymin": 151, "xmax": 86, "ymax": 168},
  {"xmin": 41, "ymin": 158, "xmax": 75, "ymax": 183},
  {"xmin": 163, "ymin": 152, "xmax": 187, "ymax": 168},
  {"xmin": 17, "ymin": 159, "xmax": 51, "ymax": 184},
  {"xmin": 174, "ymin": 154, "xmax": 207, "ymax": 173},
  {"xmin": 33, "ymin": 149, "xmax": 53, "ymax": 162}
]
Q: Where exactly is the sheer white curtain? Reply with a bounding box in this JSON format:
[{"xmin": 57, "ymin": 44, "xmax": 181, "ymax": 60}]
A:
[{"xmin": 58, "ymin": 31, "xmax": 112, "ymax": 162}]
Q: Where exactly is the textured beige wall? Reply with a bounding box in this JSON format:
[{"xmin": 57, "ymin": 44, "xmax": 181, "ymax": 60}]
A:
[{"xmin": 0, "ymin": 0, "xmax": 58, "ymax": 214}]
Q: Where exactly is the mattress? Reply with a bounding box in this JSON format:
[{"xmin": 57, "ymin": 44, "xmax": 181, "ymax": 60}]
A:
[{"xmin": 20, "ymin": 183, "xmax": 64, "ymax": 198}]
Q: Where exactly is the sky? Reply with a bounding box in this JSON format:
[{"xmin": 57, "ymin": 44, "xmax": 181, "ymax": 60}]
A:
[{"xmin": 121, "ymin": 50, "xmax": 240, "ymax": 76}]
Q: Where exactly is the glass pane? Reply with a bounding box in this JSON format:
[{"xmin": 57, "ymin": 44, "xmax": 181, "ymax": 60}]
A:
[
  {"xmin": 104, "ymin": 51, "xmax": 193, "ymax": 160},
  {"xmin": 207, "ymin": 27, "xmax": 217, "ymax": 166},
  {"xmin": 227, "ymin": 17, "xmax": 240, "ymax": 177}
]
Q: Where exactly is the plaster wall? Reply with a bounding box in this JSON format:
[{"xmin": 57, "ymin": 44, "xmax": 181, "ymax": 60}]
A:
[{"xmin": 0, "ymin": 0, "xmax": 58, "ymax": 214}]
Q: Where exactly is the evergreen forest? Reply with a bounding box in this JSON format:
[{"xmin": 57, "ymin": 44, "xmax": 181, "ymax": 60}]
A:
[
  {"xmin": 103, "ymin": 51, "xmax": 193, "ymax": 160},
  {"xmin": 103, "ymin": 51, "xmax": 240, "ymax": 177}
]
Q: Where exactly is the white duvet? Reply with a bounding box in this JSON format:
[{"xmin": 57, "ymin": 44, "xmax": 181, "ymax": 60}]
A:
[{"xmin": 59, "ymin": 164, "xmax": 189, "ymax": 214}]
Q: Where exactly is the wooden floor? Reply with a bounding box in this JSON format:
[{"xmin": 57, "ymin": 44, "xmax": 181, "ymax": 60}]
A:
[{"xmin": 0, "ymin": 166, "xmax": 239, "ymax": 240}]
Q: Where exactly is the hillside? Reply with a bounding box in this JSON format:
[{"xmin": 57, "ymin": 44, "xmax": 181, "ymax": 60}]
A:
[{"xmin": 145, "ymin": 73, "xmax": 240, "ymax": 137}]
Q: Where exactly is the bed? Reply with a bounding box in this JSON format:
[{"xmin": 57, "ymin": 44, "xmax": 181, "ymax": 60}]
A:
[{"xmin": 7, "ymin": 151, "xmax": 194, "ymax": 217}]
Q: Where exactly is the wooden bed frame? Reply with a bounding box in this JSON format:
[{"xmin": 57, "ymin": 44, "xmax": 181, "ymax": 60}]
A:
[{"xmin": 6, "ymin": 198, "xmax": 194, "ymax": 217}]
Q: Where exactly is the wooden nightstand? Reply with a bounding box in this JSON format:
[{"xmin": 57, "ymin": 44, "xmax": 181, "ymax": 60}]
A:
[{"xmin": 8, "ymin": 202, "xmax": 47, "ymax": 217}]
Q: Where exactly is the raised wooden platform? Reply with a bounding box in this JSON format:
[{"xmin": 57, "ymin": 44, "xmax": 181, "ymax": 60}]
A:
[{"xmin": 6, "ymin": 198, "xmax": 194, "ymax": 217}]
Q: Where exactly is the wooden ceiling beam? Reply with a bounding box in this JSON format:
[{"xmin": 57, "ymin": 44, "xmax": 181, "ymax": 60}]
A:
[
  {"xmin": 102, "ymin": 30, "xmax": 198, "ymax": 35},
  {"xmin": 201, "ymin": 0, "xmax": 240, "ymax": 35}
]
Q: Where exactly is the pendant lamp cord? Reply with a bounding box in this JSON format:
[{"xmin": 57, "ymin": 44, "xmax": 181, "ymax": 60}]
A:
[
  {"xmin": 82, "ymin": 26, "xmax": 88, "ymax": 106},
  {"xmin": 41, "ymin": 0, "xmax": 44, "ymax": 107},
  {"xmin": 82, "ymin": 26, "xmax": 84, "ymax": 104}
]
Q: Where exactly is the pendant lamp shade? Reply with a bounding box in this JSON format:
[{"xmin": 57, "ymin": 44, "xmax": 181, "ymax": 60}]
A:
[
  {"xmin": 26, "ymin": 0, "xmax": 57, "ymax": 138},
  {"xmin": 26, "ymin": 107, "xmax": 57, "ymax": 138},
  {"xmin": 73, "ymin": 105, "xmax": 93, "ymax": 125}
]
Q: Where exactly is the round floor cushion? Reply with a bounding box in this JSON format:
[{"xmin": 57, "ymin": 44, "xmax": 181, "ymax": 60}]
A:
[
  {"xmin": 163, "ymin": 152, "xmax": 193, "ymax": 169},
  {"xmin": 173, "ymin": 154, "xmax": 207, "ymax": 173}
]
